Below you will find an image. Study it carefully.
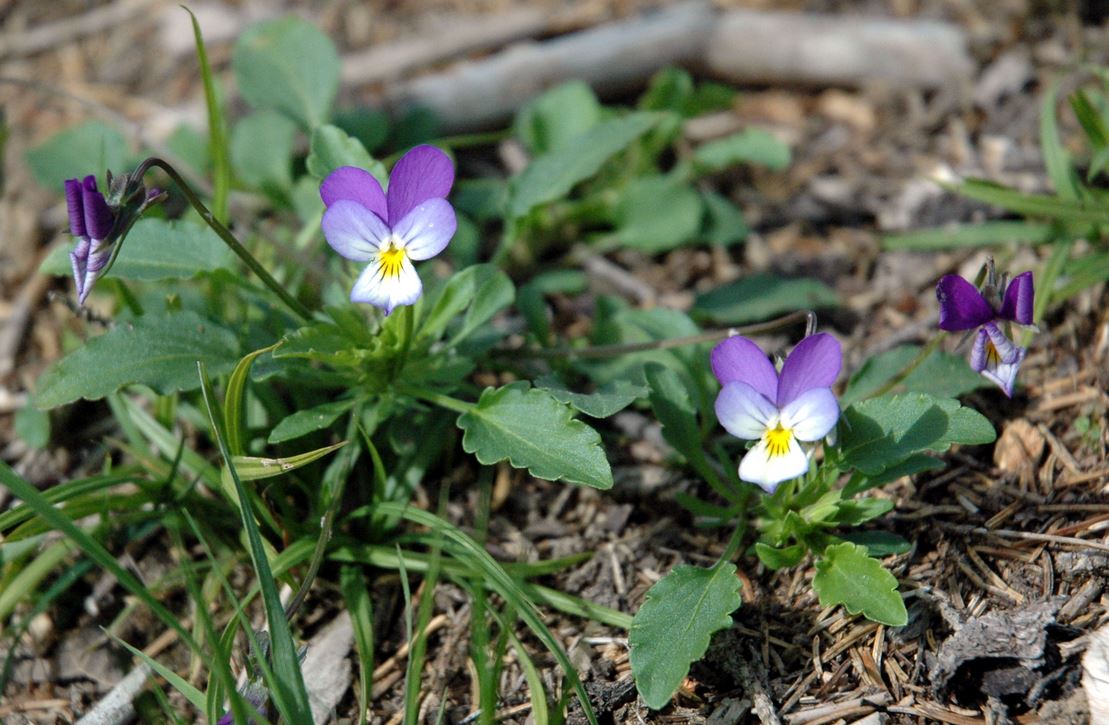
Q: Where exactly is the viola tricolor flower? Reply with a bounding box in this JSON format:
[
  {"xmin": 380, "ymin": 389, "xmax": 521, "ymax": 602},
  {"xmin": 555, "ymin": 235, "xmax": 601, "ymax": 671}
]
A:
[
  {"xmin": 712, "ymin": 333, "xmax": 842, "ymax": 492},
  {"xmin": 320, "ymin": 145, "xmax": 457, "ymax": 314},
  {"xmin": 936, "ymin": 271, "xmax": 1033, "ymax": 397},
  {"xmin": 65, "ymin": 175, "xmax": 117, "ymax": 305}
]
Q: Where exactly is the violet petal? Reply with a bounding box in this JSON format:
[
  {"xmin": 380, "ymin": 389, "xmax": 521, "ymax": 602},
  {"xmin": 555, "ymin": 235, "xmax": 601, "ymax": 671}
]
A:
[
  {"xmin": 710, "ymin": 336, "xmax": 778, "ymax": 402},
  {"xmin": 776, "ymin": 333, "xmax": 841, "ymax": 408},
  {"xmin": 998, "ymin": 271, "xmax": 1034, "ymax": 325},
  {"xmin": 81, "ymin": 176, "xmax": 114, "ymax": 240},
  {"xmin": 320, "ymin": 166, "xmax": 388, "ymax": 221},
  {"xmin": 715, "ymin": 381, "xmax": 777, "ymax": 441},
  {"xmin": 983, "ymin": 322, "xmax": 1021, "ymax": 365},
  {"xmin": 321, "ymin": 200, "xmax": 392, "ymax": 262},
  {"xmin": 394, "ymin": 198, "xmax": 456, "ymax": 261},
  {"xmin": 385, "ymin": 145, "xmax": 454, "ymax": 226},
  {"xmin": 936, "ymin": 274, "xmax": 995, "ymax": 331},
  {"xmin": 969, "ymin": 328, "xmax": 988, "ymax": 372},
  {"xmin": 65, "ymin": 178, "xmax": 86, "ymax": 237}
]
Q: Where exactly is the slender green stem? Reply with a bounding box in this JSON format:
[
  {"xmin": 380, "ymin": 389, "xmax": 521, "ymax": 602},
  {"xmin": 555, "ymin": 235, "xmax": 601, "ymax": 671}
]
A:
[
  {"xmin": 868, "ymin": 332, "xmax": 947, "ymax": 400},
  {"xmin": 392, "ymin": 304, "xmax": 415, "ymax": 381},
  {"xmin": 716, "ymin": 514, "xmax": 748, "ymax": 567},
  {"xmin": 495, "ymin": 309, "xmax": 817, "ymax": 360},
  {"xmin": 402, "ymin": 386, "xmax": 474, "ymax": 414},
  {"xmin": 135, "ymin": 157, "xmax": 313, "ymax": 321}
]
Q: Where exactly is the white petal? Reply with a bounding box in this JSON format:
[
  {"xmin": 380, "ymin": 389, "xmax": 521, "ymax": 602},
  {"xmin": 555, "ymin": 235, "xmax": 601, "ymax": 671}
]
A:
[
  {"xmin": 778, "ymin": 387, "xmax": 839, "ymax": 442},
  {"xmin": 715, "ymin": 382, "xmax": 778, "ymax": 440},
  {"xmin": 738, "ymin": 434, "xmax": 809, "ymax": 492},
  {"xmin": 393, "ymin": 198, "xmax": 456, "ymax": 261},
  {"xmin": 350, "ymin": 256, "xmax": 422, "ymax": 314}
]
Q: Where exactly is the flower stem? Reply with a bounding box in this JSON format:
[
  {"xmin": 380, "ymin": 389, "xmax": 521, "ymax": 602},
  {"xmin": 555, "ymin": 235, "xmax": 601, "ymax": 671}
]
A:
[
  {"xmin": 136, "ymin": 157, "xmax": 313, "ymax": 322},
  {"xmin": 392, "ymin": 304, "xmax": 415, "ymax": 381},
  {"xmin": 716, "ymin": 512, "xmax": 748, "ymax": 567},
  {"xmin": 402, "ymin": 386, "xmax": 474, "ymax": 414},
  {"xmin": 496, "ymin": 309, "xmax": 817, "ymax": 360},
  {"xmin": 868, "ymin": 332, "xmax": 947, "ymax": 400}
]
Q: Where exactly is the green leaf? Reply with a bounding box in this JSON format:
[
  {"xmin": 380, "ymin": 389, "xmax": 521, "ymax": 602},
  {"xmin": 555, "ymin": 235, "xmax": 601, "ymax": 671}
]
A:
[
  {"xmin": 753, "ymin": 542, "xmax": 805, "ymax": 570},
  {"xmin": 645, "ymin": 365, "xmax": 702, "ymax": 463},
  {"xmin": 418, "ymin": 264, "xmax": 503, "ymax": 343},
  {"xmin": 230, "ymin": 110, "xmax": 297, "ymax": 194},
  {"xmin": 224, "ymin": 441, "xmax": 346, "ymax": 484},
  {"xmin": 1071, "ymin": 89, "xmax": 1109, "ymax": 148},
  {"xmin": 184, "ymin": 5, "xmax": 230, "ymax": 223},
  {"xmin": 1040, "ymin": 83, "xmax": 1082, "ymax": 202},
  {"xmin": 694, "ymin": 274, "xmax": 837, "ymax": 325},
  {"xmin": 450, "ymin": 269, "xmax": 515, "ymax": 345},
  {"xmin": 629, "ymin": 563, "xmax": 742, "ymax": 709},
  {"xmin": 840, "ymin": 345, "xmax": 988, "ymax": 407},
  {"xmin": 838, "ymin": 393, "xmax": 996, "ymax": 475},
  {"xmin": 838, "ymin": 531, "xmax": 912, "ymax": 557},
  {"xmin": 508, "ymin": 113, "xmax": 657, "ymax": 218},
  {"xmin": 306, "ymin": 124, "xmax": 387, "ymax": 186},
  {"xmin": 952, "ymin": 180, "xmax": 1109, "ymax": 225},
  {"xmin": 882, "ymin": 221, "xmax": 1057, "ymax": 250},
  {"xmin": 25, "ymin": 120, "xmax": 128, "ymax": 190},
  {"xmin": 224, "ymin": 342, "xmax": 281, "ymax": 456},
  {"xmin": 339, "ymin": 566, "xmax": 374, "ymax": 725},
  {"xmin": 458, "ymin": 382, "xmax": 613, "ymax": 489},
  {"xmin": 268, "ymin": 399, "xmax": 355, "ymax": 444},
  {"xmin": 841, "ymin": 453, "xmax": 943, "ymax": 498},
  {"xmin": 35, "ymin": 311, "xmax": 240, "ymax": 409},
  {"xmin": 14, "ymin": 406, "xmax": 50, "ymax": 449},
  {"xmin": 610, "ymin": 176, "xmax": 703, "ymax": 253},
  {"xmin": 692, "ymin": 128, "xmax": 791, "ymax": 174},
  {"xmin": 232, "ymin": 17, "xmax": 339, "ymax": 128},
  {"xmin": 832, "ymin": 497, "xmax": 894, "ymax": 526},
  {"xmin": 514, "ymin": 80, "xmax": 602, "ymax": 153},
  {"xmin": 535, "ymin": 376, "xmax": 645, "ymax": 418},
  {"xmin": 701, "ymin": 190, "xmax": 748, "ymax": 246},
  {"xmin": 813, "ymin": 542, "xmax": 907, "ymax": 626},
  {"xmin": 40, "ymin": 218, "xmax": 235, "ymax": 281},
  {"xmin": 639, "ymin": 67, "xmax": 695, "ymax": 113}
]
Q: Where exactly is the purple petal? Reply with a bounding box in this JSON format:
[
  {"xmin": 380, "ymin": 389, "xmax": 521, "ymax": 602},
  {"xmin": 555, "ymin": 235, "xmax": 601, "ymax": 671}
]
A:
[
  {"xmin": 983, "ymin": 322, "xmax": 1021, "ymax": 365},
  {"xmin": 969, "ymin": 328, "xmax": 988, "ymax": 372},
  {"xmin": 936, "ymin": 274, "xmax": 995, "ymax": 331},
  {"xmin": 70, "ymin": 237, "xmax": 90, "ymax": 302},
  {"xmin": 386, "ymin": 145, "xmax": 454, "ymax": 226},
  {"xmin": 65, "ymin": 178, "xmax": 86, "ymax": 237},
  {"xmin": 394, "ymin": 199, "xmax": 456, "ymax": 261},
  {"xmin": 998, "ymin": 271, "xmax": 1034, "ymax": 325},
  {"xmin": 320, "ymin": 166, "xmax": 387, "ymax": 221},
  {"xmin": 710, "ymin": 336, "xmax": 778, "ymax": 402},
  {"xmin": 81, "ymin": 176, "xmax": 114, "ymax": 240},
  {"xmin": 321, "ymin": 200, "xmax": 392, "ymax": 262},
  {"xmin": 715, "ymin": 382, "xmax": 777, "ymax": 441},
  {"xmin": 776, "ymin": 333, "xmax": 841, "ymax": 408},
  {"xmin": 779, "ymin": 387, "xmax": 839, "ymax": 441}
]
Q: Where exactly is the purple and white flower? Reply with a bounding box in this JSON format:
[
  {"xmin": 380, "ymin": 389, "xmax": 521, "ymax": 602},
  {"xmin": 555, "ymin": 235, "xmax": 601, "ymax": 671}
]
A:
[
  {"xmin": 320, "ymin": 145, "xmax": 457, "ymax": 315},
  {"xmin": 936, "ymin": 271, "xmax": 1033, "ymax": 397},
  {"xmin": 712, "ymin": 333, "xmax": 842, "ymax": 493},
  {"xmin": 65, "ymin": 175, "xmax": 116, "ymax": 305}
]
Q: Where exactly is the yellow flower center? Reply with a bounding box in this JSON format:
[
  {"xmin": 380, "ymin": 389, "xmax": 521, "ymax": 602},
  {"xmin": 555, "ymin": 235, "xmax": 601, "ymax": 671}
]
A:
[
  {"xmin": 378, "ymin": 242, "xmax": 406, "ymax": 279},
  {"xmin": 764, "ymin": 424, "xmax": 793, "ymax": 459}
]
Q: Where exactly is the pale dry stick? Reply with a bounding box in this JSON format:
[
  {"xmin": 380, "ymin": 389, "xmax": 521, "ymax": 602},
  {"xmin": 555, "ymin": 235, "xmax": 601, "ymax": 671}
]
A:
[
  {"xmin": 0, "ymin": 0, "xmax": 160, "ymax": 58},
  {"xmin": 733, "ymin": 642, "xmax": 782, "ymax": 725},
  {"xmin": 0, "ymin": 248, "xmax": 52, "ymax": 379},
  {"xmin": 73, "ymin": 662, "xmax": 153, "ymax": 725},
  {"xmin": 1037, "ymin": 423, "xmax": 1083, "ymax": 476},
  {"xmin": 371, "ymin": 613, "xmax": 450, "ymax": 682},
  {"xmin": 0, "ymin": 699, "xmax": 71, "ymax": 718},
  {"xmin": 939, "ymin": 522, "xmax": 1109, "ymax": 554}
]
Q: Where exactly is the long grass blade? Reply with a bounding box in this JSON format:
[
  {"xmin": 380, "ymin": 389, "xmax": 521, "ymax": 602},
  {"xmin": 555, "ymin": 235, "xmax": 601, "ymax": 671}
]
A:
[{"xmin": 184, "ymin": 6, "xmax": 230, "ymax": 223}]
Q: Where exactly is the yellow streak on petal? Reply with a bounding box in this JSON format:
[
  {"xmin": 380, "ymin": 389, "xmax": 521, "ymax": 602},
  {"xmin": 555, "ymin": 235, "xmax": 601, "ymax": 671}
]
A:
[
  {"xmin": 764, "ymin": 424, "xmax": 794, "ymax": 459},
  {"xmin": 378, "ymin": 243, "xmax": 407, "ymax": 279}
]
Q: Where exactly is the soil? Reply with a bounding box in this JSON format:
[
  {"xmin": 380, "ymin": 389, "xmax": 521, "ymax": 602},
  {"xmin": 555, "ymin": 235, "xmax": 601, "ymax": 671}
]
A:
[{"xmin": 1, "ymin": 1, "xmax": 1107, "ymax": 724}]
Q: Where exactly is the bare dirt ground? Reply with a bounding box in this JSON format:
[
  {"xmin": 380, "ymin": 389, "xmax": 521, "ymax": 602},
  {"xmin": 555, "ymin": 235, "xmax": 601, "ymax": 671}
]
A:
[{"xmin": 1, "ymin": 1, "xmax": 1107, "ymax": 723}]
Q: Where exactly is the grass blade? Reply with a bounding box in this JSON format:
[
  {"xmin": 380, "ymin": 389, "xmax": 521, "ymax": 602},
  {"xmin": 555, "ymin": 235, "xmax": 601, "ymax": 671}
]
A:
[
  {"xmin": 340, "ymin": 565, "xmax": 375, "ymax": 725},
  {"xmin": 184, "ymin": 5, "xmax": 231, "ymax": 223},
  {"xmin": 197, "ymin": 362, "xmax": 313, "ymax": 723}
]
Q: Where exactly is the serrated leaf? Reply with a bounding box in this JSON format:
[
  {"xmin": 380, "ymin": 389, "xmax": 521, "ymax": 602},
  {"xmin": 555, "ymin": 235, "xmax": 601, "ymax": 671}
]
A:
[
  {"xmin": 306, "ymin": 124, "xmax": 387, "ymax": 186},
  {"xmin": 232, "ymin": 17, "xmax": 339, "ymax": 128},
  {"xmin": 832, "ymin": 497, "xmax": 894, "ymax": 526},
  {"xmin": 268, "ymin": 399, "xmax": 355, "ymax": 443},
  {"xmin": 35, "ymin": 312, "xmax": 240, "ymax": 409},
  {"xmin": 693, "ymin": 128, "xmax": 791, "ymax": 174},
  {"xmin": 841, "ymin": 453, "xmax": 944, "ymax": 498},
  {"xmin": 230, "ymin": 110, "xmax": 297, "ymax": 194},
  {"xmin": 24, "ymin": 120, "xmax": 128, "ymax": 190},
  {"xmin": 813, "ymin": 542, "xmax": 906, "ymax": 626},
  {"xmin": 629, "ymin": 563, "xmax": 742, "ymax": 709},
  {"xmin": 611, "ymin": 176, "xmax": 703, "ymax": 253},
  {"xmin": 694, "ymin": 274, "xmax": 837, "ymax": 325},
  {"xmin": 40, "ymin": 218, "xmax": 235, "ymax": 281},
  {"xmin": 838, "ymin": 393, "xmax": 996, "ymax": 475},
  {"xmin": 508, "ymin": 114, "xmax": 656, "ymax": 218},
  {"xmin": 458, "ymin": 383, "xmax": 613, "ymax": 489},
  {"xmin": 753, "ymin": 542, "xmax": 805, "ymax": 570},
  {"xmin": 840, "ymin": 345, "xmax": 988, "ymax": 407},
  {"xmin": 534, "ymin": 376, "xmax": 645, "ymax": 418}
]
